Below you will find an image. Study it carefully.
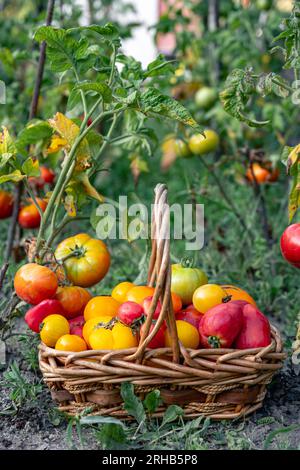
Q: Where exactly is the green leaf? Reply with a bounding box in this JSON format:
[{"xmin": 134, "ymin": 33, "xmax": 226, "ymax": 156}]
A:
[
  {"xmin": 288, "ymin": 162, "xmax": 300, "ymax": 222},
  {"xmin": 220, "ymin": 68, "xmax": 269, "ymax": 127},
  {"xmin": 96, "ymin": 423, "xmax": 127, "ymax": 450},
  {"xmin": 161, "ymin": 405, "xmax": 184, "ymax": 427},
  {"xmin": 16, "ymin": 121, "xmax": 52, "ymax": 155},
  {"xmin": 67, "ymin": 89, "xmax": 81, "ymax": 112},
  {"xmin": 34, "ymin": 26, "xmax": 89, "ymax": 73},
  {"xmin": 264, "ymin": 424, "xmax": 300, "ymax": 450},
  {"xmin": 79, "ymin": 415, "xmax": 125, "ymax": 426},
  {"xmin": 0, "ymin": 170, "xmax": 25, "ymax": 184},
  {"xmin": 82, "ymin": 23, "xmax": 120, "ymax": 45},
  {"xmin": 257, "ymin": 73, "xmax": 290, "ymax": 99},
  {"xmin": 138, "ymin": 87, "xmax": 201, "ymax": 131},
  {"xmin": 144, "ymin": 54, "xmax": 176, "ymax": 78},
  {"xmin": 120, "ymin": 382, "xmax": 146, "ymax": 425},
  {"xmin": 143, "ymin": 389, "xmax": 161, "ymax": 413},
  {"xmin": 85, "ymin": 130, "xmax": 103, "ymax": 159},
  {"xmin": 75, "ymin": 82, "xmax": 112, "ymax": 103},
  {"xmin": 22, "ymin": 158, "xmax": 40, "ymax": 177}
]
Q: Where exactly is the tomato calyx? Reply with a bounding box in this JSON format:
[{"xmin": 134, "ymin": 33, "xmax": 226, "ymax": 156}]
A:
[
  {"xmin": 207, "ymin": 335, "xmax": 221, "ymax": 348},
  {"xmin": 180, "ymin": 257, "xmax": 195, "ymax": 269},
  {"xmin": 94, "ymin": 317, "xmax": 117, "ymax": 331},
  {"xmin": 222, "ymin": 294, "xmax": 232, "ymax": 303}
]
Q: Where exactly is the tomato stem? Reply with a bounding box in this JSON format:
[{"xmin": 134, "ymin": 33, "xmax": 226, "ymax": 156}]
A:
[{"xmin": 208, "ymin": 335, "xmax": 221, "ymax": 348}]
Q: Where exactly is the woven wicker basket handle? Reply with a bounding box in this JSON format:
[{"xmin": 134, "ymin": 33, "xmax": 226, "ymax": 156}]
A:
[{"xmin": 127, "ymin": 184, "xmax": 180, "ymax": 363}]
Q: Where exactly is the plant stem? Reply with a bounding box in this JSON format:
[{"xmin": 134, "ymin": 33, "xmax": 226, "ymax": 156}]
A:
[
  {"xmin": 23, "ymin": 180, "xmax": 44, "ymax": 220},
  {"xmin": 47, "ymin": 215, "xmax": 90, "ymax": 246},
  {"xmin": 108, "ymin": 44, "xmax": 117, "ymax": 87},
  {"xmin": 271, "ymin": 77, "xmax": 294, "ymax": 93},
  {"xmin": 4, "ymin": 182, "xmax": 22, "ymax": 263},
  {"xmin": 48, "ymin": 160, "xmax": 76, "ymax": 241},
  {"xmin": 90, "ymin": 113, "xmax": 119, "ymax": 176},
  {"xmin": 35, "ymin": 106, "xmax": 126, "ymax": 253}
]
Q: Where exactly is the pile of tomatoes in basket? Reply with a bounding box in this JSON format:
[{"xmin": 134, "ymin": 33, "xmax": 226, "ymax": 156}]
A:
[{"xmin": 14, "ymin": 233, "xmax": 272, "ymax": 353}]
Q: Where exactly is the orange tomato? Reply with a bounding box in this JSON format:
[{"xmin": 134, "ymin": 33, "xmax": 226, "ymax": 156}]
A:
[
  {"xmin": 165, "ymin": 320, "xmax": 199, "ymax": 349},
  {"xmin": 82, "ymin": 315, "xmax": 113, "ymax": 346},
  {"xmin": 171, "ymin": 292, "xmax": 182, "ymax": 313},
  {"xmin": 54, "ymin": 233, "xmax": 110, "ymax": 287},
  {"xmin": 55, "ymin": 334, "xmax": 87, "ymax": 352},
  {"xmin": 14, "ymin": 263, "xmax": 58, "ymax": 305},
  {"xmin": 40, "ymin": 314, "xmax": 69, "ymax": 347},
  {"xmin": 89, "ymin": 322, "xmax": 138, "ymax": 350},
  {"xmin": 246, "ymin": 163, "xmax": 269, "ymax": 183},
  {"xmin": 221, "ymin": 285, "xmax": 257, "ymax": 307},
  {"xmin": 111, "ymin": 281, "xmax": 135, "ymax": 303},
  {"xmin": 84, "ymin": 296, "xmax": 120, "ymax": 321},
  {"xmin": 18, "ymin": 199, "xmax": 47, "ymax": 229},
  {"xmin": 55, "ymin": 286, "xmax": 92, "ymax": 319},
  {"xmin": 125, "ymin": 286, "xmax": 155, "ymax": 306}
]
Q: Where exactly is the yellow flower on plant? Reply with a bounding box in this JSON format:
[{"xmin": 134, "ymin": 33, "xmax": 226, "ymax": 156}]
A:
[{"xmin": 47, "ymin": 135, "xmax": 68, "ymax": 154}]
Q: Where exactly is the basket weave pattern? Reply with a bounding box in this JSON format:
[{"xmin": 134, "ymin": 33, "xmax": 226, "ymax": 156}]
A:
[{"xmin": 39, "ymin": 184, "xmax": 286, "ymax": 420}]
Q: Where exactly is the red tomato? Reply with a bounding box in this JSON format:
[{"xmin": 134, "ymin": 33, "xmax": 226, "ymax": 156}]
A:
[
  {"xmin": 0, "ymin": 190, "xmax": 14, "ymax": 219},
  {"xmin": 117, "ymin": 301, "xmax": 144, "ymax": 325},
  {"xmin": 29, "ymin": 167, "xmax": 55, "ymax": 188},
  {"xmin": 176, "ymin": 305, "xmax": 203, "ymax": 329},
  {"xmin": 41, "ymin": 166, "xmax": 55, "ymax": 184},
  {"xmin": 143, "ymin": 296, "xmax": 162, "ymax": 320},
  {"xmin": 25, "ymin": 299, "xmax": 65, "ymax": 333},
  {"xmin": 280, "ymin": 224, "xmax": 300, "ymax": 268},
  {"xmin": 18, "ymin": 199, "xmax": 47, "ymax": 229},
  {"xmin": 234, "ymin": 304, "xmax": 271, "ymax": 349},
  {"xmin": 140, "ymin": 322, "xmax": 166, "ymax": 349},
  {"xmin": 14, "ymin": 263, "xmax": 58, "ymax": 305},
  {"xmin": 69, "ymin": 315, "xmax": 85, "ymax": 338},
  {"xmin": 199, "ymin": 302, "xmax": 244, "ymax": 348}
]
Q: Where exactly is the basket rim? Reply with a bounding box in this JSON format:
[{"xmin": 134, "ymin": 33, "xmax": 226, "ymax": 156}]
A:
[{"xmin": 38, "ymin": 323, "xmax": 286, "ymax": 362}]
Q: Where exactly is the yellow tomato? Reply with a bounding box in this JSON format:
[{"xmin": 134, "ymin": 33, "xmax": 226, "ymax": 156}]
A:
[
  {"xmin": 125, "ymin": 286, "xmax": 155, "ymax": 306},
  {"xmin": 82, "ymin": 316, "xmax": 113, "ymax": 346},
  {"xmin": 55, "ymin": 334, "xmax": 87, "ymax": 352},
  {"xmin": 40, "ymin": 314, "xmax": 70, "ymax": 347},
  {"xmin": 165, "ymin": 320, "xmax": 199, "ymax": 349},
  {"xmin": 111, "ymin": 281, "xmax": 135, "ymax": 303},
  {"xmin": 54, "ymin": 233, "xmax": 110, "ymax": 288},
  {"xmin": 89, "ymin": 328, "xmax": 114, "ymax": 350},
  {"xmin": 84, "ymin": 296, "xmax": 120, "ymax": 321},
  {"xmin": 89, "ymin": 322, "xmax": 138, "ymax": 350},
  {"xmin": 112, "ymin": 323, "xmax": 138, "ymax": 349},
  {"xmin": 192, "ymin": 284, "xmax": 226, "ymax": 313}
]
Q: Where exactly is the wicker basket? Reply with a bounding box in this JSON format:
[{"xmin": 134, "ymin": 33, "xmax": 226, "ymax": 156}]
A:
[{"xmin": 39, "ymin": 184, "xmax": 286, "ymax": 420}]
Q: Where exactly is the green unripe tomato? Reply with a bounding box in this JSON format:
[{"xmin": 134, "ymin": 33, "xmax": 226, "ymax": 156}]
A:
[
  {"xmin": 174, "ymin": 139, "xmax": 192, "ymax": 158},
  {"xmin": 255, "ymin": 0, "xmax": 272, "ymax": 11},
  {"xmin": 195, "ymin": 87, "xmax": 218, "ymax": 109},
  {"xmin": 188, "ymin": 130, "xmax": 219, "ymax": 155},
  {"xmin": 171, "ymin": 264, "xmax": 208, "ymax": 306}
]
